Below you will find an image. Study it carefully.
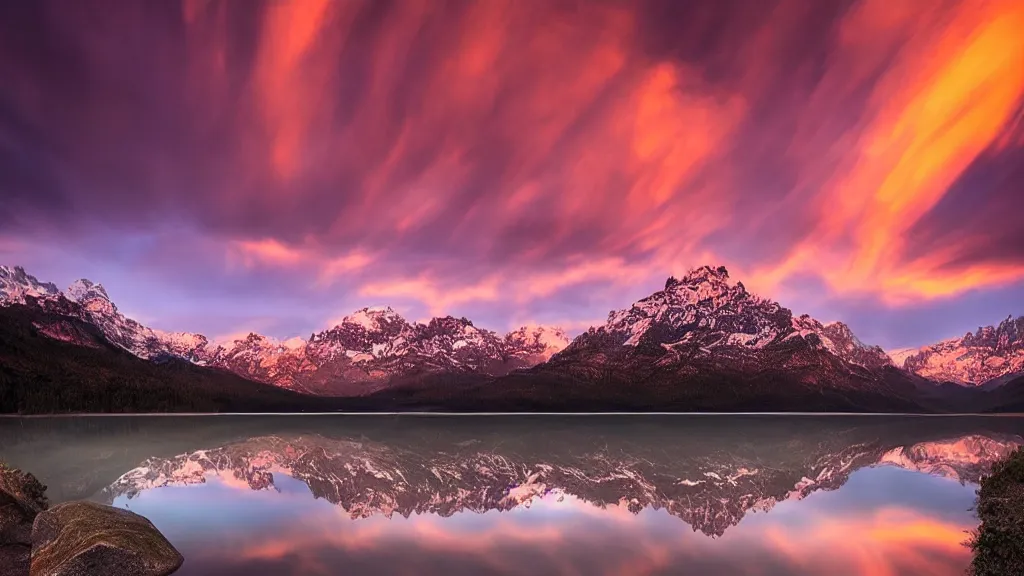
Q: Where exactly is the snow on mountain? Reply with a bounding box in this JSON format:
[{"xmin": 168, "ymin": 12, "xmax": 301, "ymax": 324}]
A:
[
  {"xmin": 886, "ymin": 347, "xmax": 919, "ymax": 367},
  {"xmin": 893, "ymin": 315, "xmax": 1024, "ymax": 386},
  {"xmin": 307, "ymin": 306, "xmax": 415, "ymax": 364},
  {"xmin": 0, "ymin": 266, "xmax": 568, "ymax": 392},
  {"xmin": 792, "ymin": 317, "xmax": 893, "ymax": 370},
  {"xmin": 21, "ymin": 262, "xmax": 1024, "ymax": 396},
  {"xmin": 1, "ymin": 267, "xmax": 210, "ymax": 361},
  {"xmin": 197, "ymin": 308, "xmax": 572, "ymax": 393},
  {"xmin": 284, "ymin": 311, "xmax": 569, "ymax": 392},
  {"xmin": 588, "ymin": 265, "xmax": 892, "ymax": 370},
  {"xmin": 60, "ymin": 277, "xmax": 209, "ymax": 360},
  {"xmin": 61, "ymin": 278, "xmax": 150, "ymax": 354},
  {"xmin": 505, "ymin": 325, "xmax": 570, "ymax": 362},
  {"xmin": 153, "ymin": 330, "xmax": 211, "ymax": 360},
  {"xmin": 602, "ymin": 265, "xmax": 793, "ymax": 350},
  {"xmin": 203, "ymin": 333, "xmax": 318, "ymax": 390},
  {"xmin": 0, "ymin": 266, "xmax": 61, "ymax": 304}
]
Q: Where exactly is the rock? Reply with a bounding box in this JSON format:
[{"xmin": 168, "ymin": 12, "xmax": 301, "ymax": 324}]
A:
[
  {"xmin": 1, "ymin": 464, "xmax": 50, "ymax": 576},
  {"xmin": 30, "ymin": 502, "xmax": 182, "ymax": 576},
  {"xmin": 0, "ymin": 543, "xmax": 31, "ymax": 575}
]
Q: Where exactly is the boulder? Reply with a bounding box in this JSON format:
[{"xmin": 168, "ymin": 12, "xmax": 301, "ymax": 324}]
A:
[
  {"xmin": 30, "ymin": 502, "xmax": 182, "ymax": 576},
  {"xmin": 1, "ymin": 464, "xmax": 49, "ymax": 575}
]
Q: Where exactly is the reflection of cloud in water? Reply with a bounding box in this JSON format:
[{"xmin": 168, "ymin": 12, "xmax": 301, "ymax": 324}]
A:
[{"xmin": 116, "ymin": 469, "xmax": 976, "ymax": 576}]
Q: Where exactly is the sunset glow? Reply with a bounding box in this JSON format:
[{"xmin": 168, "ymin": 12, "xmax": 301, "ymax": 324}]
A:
[{"xmin": 1, "ymin": 0, "xmax": 1022, "ymax": 348}]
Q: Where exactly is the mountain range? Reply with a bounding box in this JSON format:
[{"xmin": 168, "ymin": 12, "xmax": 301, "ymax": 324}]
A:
[{"xmin": 2, "ymin": 263, "xmax": 1023, "ymax": 413}]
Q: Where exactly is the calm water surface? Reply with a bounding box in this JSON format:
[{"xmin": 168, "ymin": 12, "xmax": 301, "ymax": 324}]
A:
[{"xmin": 2, "ymin": 415, "xmax": 1022, "ymax": 576}]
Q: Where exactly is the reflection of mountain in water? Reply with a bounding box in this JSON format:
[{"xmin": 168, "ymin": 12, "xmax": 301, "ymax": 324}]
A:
[{"xmin": 100, "ymin": 427, "xmax": 1022, "ymax": 538}]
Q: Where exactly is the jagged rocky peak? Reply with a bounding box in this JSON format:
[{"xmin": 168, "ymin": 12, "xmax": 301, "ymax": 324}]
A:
[
  {"xmin": 962, "ymin": 315, "xmax": 1023, "ymax": 351},
  {"xmin": 418, "ymin": 316, "xmax": 502, "ymax": 357},
  {"xmin": 505, "ymin": 325, "xmax": 570, "ymax": 360},
  {"xmin": 65, "ymin": 278, "xmax": 111, "ymax": 303},
  {"xmin": 662, "ymin": 265, "xmax": 740, "ymax": 297},
  {"xmin": 310, "ymin": 307, "xmax": 409, "ymax": 346},
  {"xmin": 792, "ymin": 316, "xmax": 893, "ymax": 370},
  {"xmin": 422, "ymin": 315, "xmax": 482, "ymax": 337},
  {"xmin": 506, "ymin": 325, "xmax": 569, "ymax": 348},
  {"xmin": 897, "ymin": 313, "xmax": 1024, "ymax": 385},
  {"xmin": 211, "ymin": 331, "xmax": 299, "ymax": 359},
  {"xmin": 153, "ymin": 330, "xmax": 211, "ymax": 358},
  {"xmin": 340, "ymin": 306, "xmax": 408, "ymax": 331},
  {"xmin": 659, "ymin": 266, "xmax": 753, "ymax": 311},
  {"xmin": 62, "ymin": 277, "xmax": 124, "ymax": 321},
  {"xmin": 602, "ymin": 264, "xmax": 787, "ymax": 348},
  {"xmin": 0, "ymin": 265, "xmax": 61, "ymax": 303},
  {"xmin": 242, "ymin": 332, "xmax": 268, "ymax": 345}
]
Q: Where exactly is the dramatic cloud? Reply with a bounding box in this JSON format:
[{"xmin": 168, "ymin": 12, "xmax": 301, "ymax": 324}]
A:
[{"xmin": 0, "ymin": 0, "xmax": 1022, "ymax": 345}]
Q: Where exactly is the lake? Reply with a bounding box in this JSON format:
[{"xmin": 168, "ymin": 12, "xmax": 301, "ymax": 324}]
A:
[{"xmin": 1, "ymin": 414, "xmax": 1021, "ymax": 575}]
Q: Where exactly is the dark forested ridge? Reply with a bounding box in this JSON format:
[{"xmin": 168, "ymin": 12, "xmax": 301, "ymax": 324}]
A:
[{"xmin": 0, "ymin": 304, "xmax": 332, "ymax": 414}]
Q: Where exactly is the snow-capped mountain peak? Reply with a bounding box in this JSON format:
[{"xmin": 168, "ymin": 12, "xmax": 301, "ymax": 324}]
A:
[
  {"xmin": 340, "ymin": 306, "xmax": 406, "ymax": 331},
  {"xmin": 8, "ymin": 262, "xmax": 1000, "ymax": 396},
  {"xmin": 63, "ymin": 277, "xmax": 122, "ymax": 321},
  {"xmin": 65, "ymin": 278, "xmax": 111, "ymax": 303},
  {"xmin": 602, "ymin": 265, "xmax": 787, "ymax": 349},
  {"xmin": 566, "ymin": 264, "xmax": 897, "ymax": 375},
  {"xmin": 894, "ymin": 314, "xmax": 1024, "ymax": 386},
  {"xmin": 505, "ymin": 325, "xmax": 570, "ymax": 361},
  {"xmin": 791, "ymin": 316, "xmax": 893, "ymax": 370},
  {"xmin": 659, "ymin": 265, "xmax": 744, "ymax": 308},
  {"xmin": 0, "ymin": 265, "xmax": 61, "ymax": 304}
]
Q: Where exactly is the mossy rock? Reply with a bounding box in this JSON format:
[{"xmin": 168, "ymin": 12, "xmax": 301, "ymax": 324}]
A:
[{"xmin": 30, "ymin": 502, "xmax": 182, "ymax": 576}]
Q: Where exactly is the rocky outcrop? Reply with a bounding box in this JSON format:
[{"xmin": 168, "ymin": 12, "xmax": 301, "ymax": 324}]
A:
[
  {"xmin": 0, "ymin": 464, "xmax": 181, "ymax": 576},
  {"xmin": 31, "ymin": 502, "xmax": 183, "ymax": 576},
  {"xmin": 1, "ymin": 465, "xmax": 49, "ymax": 575}
]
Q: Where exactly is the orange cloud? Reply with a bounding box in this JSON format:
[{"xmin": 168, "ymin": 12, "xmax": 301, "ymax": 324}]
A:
[
  {"xmin": 9, "ymin": 0, "xmax": 1024, "ymax": 333},
  {"xmin": 358, "ymin": 275, "xmax": 502, "ymax": 317},
  {"xmin": 754, "ymin": 0, "xmax": 1024, "ymax": 302},
  {"xmin": 226, "ymin": 237, "xmax": 373, "ymax": 286},
  {"xmin": 254, "ymin": 0, "xmax": 355, "ymax": 180},
  {"xmin": 229, "ymin": 238, "xmax": 306, "ymax": 267}
]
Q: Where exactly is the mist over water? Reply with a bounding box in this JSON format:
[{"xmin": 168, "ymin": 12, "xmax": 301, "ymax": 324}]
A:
[{"xmin": 2, "ymin": 415, "xmax": 1022, "ymax": 575}]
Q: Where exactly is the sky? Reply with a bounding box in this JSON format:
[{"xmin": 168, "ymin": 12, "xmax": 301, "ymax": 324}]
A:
[{"xmin": 1, "ymin": 0, "xmax": 1023, "ymax": 349}]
